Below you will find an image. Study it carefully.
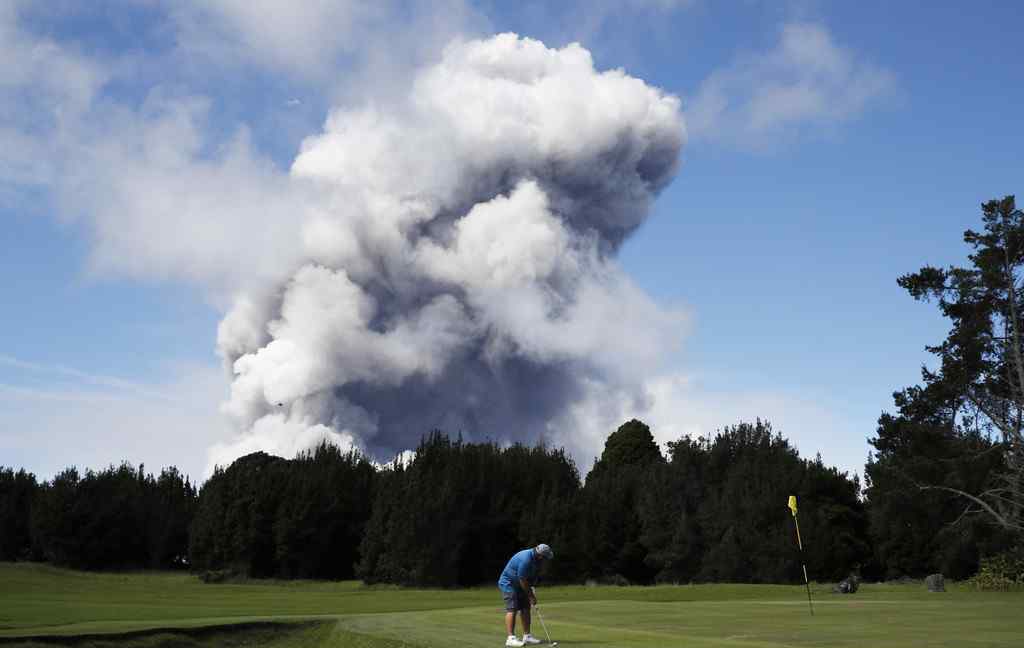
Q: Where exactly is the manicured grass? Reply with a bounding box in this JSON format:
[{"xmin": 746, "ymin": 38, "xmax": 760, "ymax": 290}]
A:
[{"xmin": 2, "ymin": 563, "xmax": 1022, "ymax": 647}]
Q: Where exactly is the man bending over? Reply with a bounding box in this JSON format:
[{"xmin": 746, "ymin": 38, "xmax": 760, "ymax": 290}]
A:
[{"xmin": 497, "ymin": 543, "xmax": 554, "ymax": 647}]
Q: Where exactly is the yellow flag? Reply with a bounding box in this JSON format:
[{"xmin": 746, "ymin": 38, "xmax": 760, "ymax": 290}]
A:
[{"xmin": 788, "ymin": 495, "xmax": 798, "ymax": 517}]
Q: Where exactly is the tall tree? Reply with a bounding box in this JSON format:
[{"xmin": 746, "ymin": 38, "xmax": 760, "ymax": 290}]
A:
[
  {"xmin": 897, "ymin": 195, "xmax": 1024, "ymax": 533},
  {"xmin": 189, "ymin": 452, "xmax": 291, "ymax": 577},
  {"xmin": 0, "ymin": 467, "xmax": 38, "ymax": 560},
  {"xmin": 636, "ymin": 442, "xmax": 703, "ymax": 582},
  {"xmin": 580, "ymin": 419, "xmax": 665, "ymax": 584}
]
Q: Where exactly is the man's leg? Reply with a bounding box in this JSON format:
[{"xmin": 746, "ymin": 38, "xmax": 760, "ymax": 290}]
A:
[
  {"xmin": 502, "ymin": 589, "xmax": 519, "ymax": 640},
  {"xmin": 520, "ymin": 607, "xmax": 531, "ymax": 635}
]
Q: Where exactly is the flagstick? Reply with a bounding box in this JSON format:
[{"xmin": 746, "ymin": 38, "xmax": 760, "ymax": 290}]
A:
[{"xmin": 788, "ymin": 495, "xmax": 814, "ymax": 617}]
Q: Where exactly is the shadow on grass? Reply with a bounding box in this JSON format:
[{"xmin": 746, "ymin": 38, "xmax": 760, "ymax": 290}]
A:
[{"xmin": 0, "ymin": 621, "xmax": 326, "ymax": 648}]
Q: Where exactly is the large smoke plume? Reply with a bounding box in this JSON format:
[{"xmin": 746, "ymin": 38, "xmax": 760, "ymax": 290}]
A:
[{"xmin": 211, "ymin": 34, "xmax": 685, "ymax": 467}]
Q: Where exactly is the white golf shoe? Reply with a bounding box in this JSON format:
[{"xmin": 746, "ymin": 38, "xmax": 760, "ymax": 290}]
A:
[
  {"xmin": 522, "ymin": 634, "xmax": 542, "ymax": 645},
  {"xmin": 505, "ymin": 635, "xmax": 524, "ymax": 647}
]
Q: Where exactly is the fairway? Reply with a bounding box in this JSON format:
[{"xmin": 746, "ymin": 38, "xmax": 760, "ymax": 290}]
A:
[{"xmin": 2, "ymin": 564, "xmax": 1022, "ymax": 647}]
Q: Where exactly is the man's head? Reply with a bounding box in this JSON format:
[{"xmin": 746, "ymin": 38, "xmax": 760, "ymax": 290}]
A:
[{"xmin": 535, "ymin": 544, "xmax": 554, "ymax": 560}]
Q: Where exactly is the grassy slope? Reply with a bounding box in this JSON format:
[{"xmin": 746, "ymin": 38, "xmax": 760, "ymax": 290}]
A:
[{"xmin": 2, "ymin": 563, "xmax": 1022, "ymax": 647}]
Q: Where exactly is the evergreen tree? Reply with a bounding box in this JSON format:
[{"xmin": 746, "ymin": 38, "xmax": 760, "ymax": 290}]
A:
[
  {"xmin": 0, "ymin": 467, "xmax": 38, "ymax": 560},
  {"xmin": 189, "ymin": 452, "xmax": 291, "ymax": 576},
  {"xmin": 580, "ymin": 419, "xmax": 665, "ymax": 584},
  {"xmin": 896, "ymin": 195, "xmax": 1024, "ymax": 533},
  {"xmin": 190, "ymin": 445, "xmax": 376, "ymax": 579}
]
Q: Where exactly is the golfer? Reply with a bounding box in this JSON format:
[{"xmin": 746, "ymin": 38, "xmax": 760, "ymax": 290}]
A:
[{"xmin": 498, "ymin": 543, "xmax": 553, "ymax": 647}]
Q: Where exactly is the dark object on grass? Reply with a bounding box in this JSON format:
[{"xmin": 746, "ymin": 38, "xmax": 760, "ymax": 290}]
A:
[
  {"xmin": 926, "ymin": 573, "xmax": 945, "ymax": 592},
  {"xmin": 199, "ymin": 568, "xmax": 237, "ymax": 584},
  {"xmin": 833, "ymin": 573, "xmax": 860, "ymax": 594}
]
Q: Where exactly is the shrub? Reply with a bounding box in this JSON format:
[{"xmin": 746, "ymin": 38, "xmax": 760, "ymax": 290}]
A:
[{"xmin": 968, "ymin": 547, "xmax": 1024, "ymax": 591}]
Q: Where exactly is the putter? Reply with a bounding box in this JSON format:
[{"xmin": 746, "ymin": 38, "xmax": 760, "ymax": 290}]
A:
[{"xmin": 531, "ymin": 588, "xmax": 558, "ymax": 646}]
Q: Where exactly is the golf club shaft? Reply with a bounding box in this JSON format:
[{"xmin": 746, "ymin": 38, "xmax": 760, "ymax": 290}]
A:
[
  {"xmin": 531, "ymin": 587, "xmax": 555, "ymax": 645},
  {"xmin": 534, "ymin": 604, "xmax": 553, "ymax": 644}
]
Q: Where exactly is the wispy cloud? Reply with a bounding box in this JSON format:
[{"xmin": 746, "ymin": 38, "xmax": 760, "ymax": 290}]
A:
[
  {"xmin": 523, "ymin": 0, "xmax": 695, "ymax": 66},
  {"xmin": 168, "ymin": 0, "xmax": 382, "ymax": 79},
  {"xmin": 0, "ymin": 354, "xmax": 175, "ymax": 402},
  {"xmin": 574, "ymin": 0, "xmax": 696, "ymax": 40},
  {"xmin": 167, "ymin": 0, "xmax": 488, "ymax": 93},
  {"xmin": 0, "ymin": 383, "xmax": 130, "ymax": 404},
  {"xmin": 687, "ymin": 22, "xmax": 896, "ymax": 148}
]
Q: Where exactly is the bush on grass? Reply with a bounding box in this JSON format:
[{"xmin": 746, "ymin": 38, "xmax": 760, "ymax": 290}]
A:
[{"xmin": 968, "ymin": 547, "xmax": 1024, "ymax": 591}]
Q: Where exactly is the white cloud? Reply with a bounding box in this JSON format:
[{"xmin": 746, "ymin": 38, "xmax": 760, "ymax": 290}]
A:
[
  {"xmin": 64, "ymin": 100, "xmax": 305, "ymax": 300},
  {"xmin": 169, "ymin": 0, "xmax": 380, "ymax": 79},
  {"xmin": 2, "ymin": 8, "xmax": 689, "ymax": 472},
  {"xmin": 0, "ymin": 5, "xmax": 880, "ymax": 481},
  {"xmin": 0, "ymin": 2, "xmax": 109, "ymax": 193},
  {"xmin": 0, "ymin": 2, "xmax": 486, "ymax": 301},
  {"xmin": 206, "ymin": 413, "xmax": 358, "ymax": 475},
  {"xmin": 168, "ymin": 0, "xmax": 488, "ymax": 94},
  {"xmin": 0, "ymin": 3, "xmax": 107, "ymax": 113},
  {"xmin": 0, "ymin": 5, "xmax": 711, "ymax": 478},
  {"xmin": 212, "ymin": 33, "xmax": 685, "ymax": 465},
  {"xmin": 687, "ymin": 22, "xmax": 896, "ymax": 147}
]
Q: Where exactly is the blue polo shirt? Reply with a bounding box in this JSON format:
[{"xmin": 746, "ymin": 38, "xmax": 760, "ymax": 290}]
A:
[{"xmin": 498, "ymin": 549, "xmax": 537, "ymax": 593}]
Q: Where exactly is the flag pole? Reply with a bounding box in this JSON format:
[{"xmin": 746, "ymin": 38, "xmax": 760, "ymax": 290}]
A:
[{"xmin": 788, "ymin": 495, "xmax": 814, "ymax": 616}]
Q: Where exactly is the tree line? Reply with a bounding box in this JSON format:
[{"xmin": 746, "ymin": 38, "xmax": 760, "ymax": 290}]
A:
[
  {"xmin": 2, "ymin": 194, "xmax": 1021, "ymax": 585},
  {"xmin": 0, "ymin": 416, "xmax": 1009, "ymax": 584},
  {"xmin": 0, "ymin": 463, "xmax": 195, "ymax": 569}
]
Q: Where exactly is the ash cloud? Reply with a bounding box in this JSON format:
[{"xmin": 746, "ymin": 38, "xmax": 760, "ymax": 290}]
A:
[{"xmin": 211, "ymin": 33, "xmax": 685, "ymax": 467}]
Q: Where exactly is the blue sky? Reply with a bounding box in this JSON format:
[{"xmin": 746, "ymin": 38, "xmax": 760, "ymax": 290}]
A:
[{"xmin": 2, "ymin": 1, "xmax": 1022, "ymax": 482}]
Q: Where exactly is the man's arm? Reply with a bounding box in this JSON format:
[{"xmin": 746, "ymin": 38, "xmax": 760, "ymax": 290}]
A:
[{"xmin": 520, "ymin": 578, "xmax": 536, "ymax": 605}]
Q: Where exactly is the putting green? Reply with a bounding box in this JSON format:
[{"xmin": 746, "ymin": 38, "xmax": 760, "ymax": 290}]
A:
[
  {"xmin": 334, "ymin": 596, "xmax": 1023, "ymax": 647},
  {"xmin": 2, "ymin": 563, "xmax": 1022, "ymax": 647}
]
